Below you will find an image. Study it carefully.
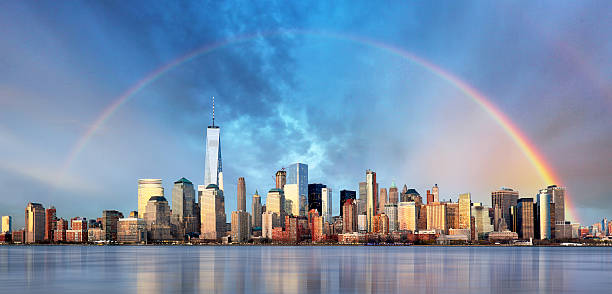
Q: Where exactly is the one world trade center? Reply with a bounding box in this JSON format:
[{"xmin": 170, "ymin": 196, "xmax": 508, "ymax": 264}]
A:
[{"xmin": 204, "ymin": 97, "xmax": 223, "ymax": 190}]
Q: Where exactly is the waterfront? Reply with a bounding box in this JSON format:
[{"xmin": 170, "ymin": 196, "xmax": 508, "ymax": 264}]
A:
[{"xmin": 1, "ymin": 246, "xmax": 611, "ymax": 293}]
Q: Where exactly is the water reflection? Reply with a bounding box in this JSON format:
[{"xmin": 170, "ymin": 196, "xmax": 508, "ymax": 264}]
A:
[{"xmin": 0, "ymin": 246, "xmax": 611, "ymax": 293}]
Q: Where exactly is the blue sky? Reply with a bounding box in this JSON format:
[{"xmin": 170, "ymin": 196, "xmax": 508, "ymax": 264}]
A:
[{"xmin": 1, "ymin": 1, "xmax": 610, "ymax": 227}]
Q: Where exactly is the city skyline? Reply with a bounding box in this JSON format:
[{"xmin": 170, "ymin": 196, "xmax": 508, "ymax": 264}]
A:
[{"xmin": 1, "ymin": 2, "xmax": 612, "ymax": 228}]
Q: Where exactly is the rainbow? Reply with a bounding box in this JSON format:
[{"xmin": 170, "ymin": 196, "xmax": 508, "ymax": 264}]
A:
[{"xmin": 61, "ymin": 29, "xmax": 578, "ymax": 222}]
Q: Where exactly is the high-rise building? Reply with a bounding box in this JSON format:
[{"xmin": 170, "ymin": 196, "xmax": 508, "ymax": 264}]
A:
[
  {"xmin": 231, "ymin": 210, "xmax": 251, "ymax": 243},
  {"xmin": 171, "ymin": 177, "xmax": 196, "ymax": 234},
  {"xmin": 2, "ymin": 216, "xmax": 12, "ymax": 233},
  {"xmin": 458, "ymin": 193, "xmax": 472, "ymax": 230},
  {"xmin": 471, "ymin": 203, "xmax": 493, "ymax": 239},
  {"xmin": 144, "ymin": 196, "xmax": 172, "ymax": 241},
  {"xmin": 275, "ymin": 170, "xmax": 286, "ymax": 190},
  {"xmin": 45, "ymin": 206, "xmax": 57, "ymax": 242},
  {"xmin": 321, "ymin": 187, "xmax": 332, "ymax": 224},
  {"xmin": 102, "ymin": 210, "xmax": 123, "ymax": 241},
  {"xmin": 547, "ymin": 185, "xmax": 565, "ymax": 223},
  {"xmin": 516, "ymin": 198, "xmax": 535, "ymax": 240},
  {"xmin": 286, "ymin": 163, "xmax": 308, "ymax": 214},
  {"xmin": 251, "ymin": 191, "xmax": 262, "ymax": 229},
  {"xmin": 388, "ymin": 182, "xmax": 399, "ymax": 204},
  {"xmin": 426, "ymin": 203, "xmax": 447, "ymax": 233},
  {"xmin": 398, "ymin": 202, "xmax": 418, "ymax": 232},
  {"xmin": 237, "ymin": 177, "xmax": 246, "ymax": 211},
  {"xmin": 117, "ymin": 218, "xmax": 147, "ymax": 243},
  {"xmin": 262, "ymin": 211, "xmax": 279, "ymax": 239},
  {"xmin": 491, "ymin": 188, "xmax": 519, "ymax": 231},
  {"xmin": 446, "ymin": 203, "xmax": 459, "ymax": 230},
  {"xmin": 339, "ymin": 190, "xmax": 356, "ymax": 217},
  {"xmin": 25, "ymin": 203, "xmax": 45, "ymax": 243},
  {"xmin": 385, "ymin": 203, "xmax": 399, "ymax": 232},
  {"xmin": 379, "ymin": 188, "xmax": 387, "ymax": 215},
  {"xmin": 366, "ymin": 170, "xmax": 377, "ymax": 232},
  {"xmin": 54, "ymin": 218, "xmax": 68, "ymax": 242},
  {"xmin": 307, "ymin": 183, "xmax": 325, "ymax": 216},
  {"xmin": 432, "ymin": 184, "xmax": 439, "ymax": 203},
  {"xmin": 199, "ymin": 184, "xmax": 226, "ymax": 240},
  {"xmin": 266, "ymin": 188, "xmax": 285, "ymax": 227},
  {"xmin": 342, "ymin": 199, "xmax": 357, "ymax": 233},
  {"xmin": 358, "ymin": 182, "xmax": 367, "ymax": 211},
  {"xmin": 204, "ymin": 97, "xmax": 223, "ymax": 189},
  {"xmin": 537, "ymin": 189, "xmax": 551, "ymax": 240},
  {"xmin": 426, "ymin": 190, "xmax": 434, "ymax": 204},
  {"xmin": 138, "ymin": 179, "xmax": 163, "ymax": 218}
]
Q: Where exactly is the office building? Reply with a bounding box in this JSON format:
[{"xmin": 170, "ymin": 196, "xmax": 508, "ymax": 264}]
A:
[
  {"xmin": 204, "ymin": 97, "xmax": 223, "ymax": 190},
  {"xmin": 45, "ymin": 206, "xmax": 57, "ymax": 242},
  {"xmin": 446, "ymin": 203, "xmax": 459, "ymax": 229},
  {"xmin": 398, "ymin": 202, "xmax": 418, "ymax": 232},
  {"xmin": 237, "ymin": 177, "xmax": 246, "ymax": 211},
  {"xmin": 427, "ymin": 203, "xmax": 447, "ymax": 233},
  {"xmin": 262, "ymin": 211, "xmax": 280, "ymax": 239},
  {"xmin": 471, "ymin": 203, "xmax": 494, "ymax": 239},
  {"xmin": 252, "ymin": 191, "xmax": 262, "ymax": 229},
  {"xmin": 547, "ymin": 185, "xmax": 565, "ymax": 223},
  {"xmin": 339, "ymin": 190, "xmax": 356, "ymax": 216},
  {"xmin": 322, "ymin": 187, "xmax": 332, "ymax": 224},
  {"xmin": 286, "ymin": 163, "xmax": 308, "ymax": 215},
  {"xmin": 54, "ymin": 218, "xmax": 68, "ymax": 242},
  {"xmin": 537, "ymin": 189, "xmax": 551, "ymax": 240},
  {"xmin": 358, "ymin": 182, "xmax": 367, "ymax": 214},
  {"xmin": 307, "ymin": 183, "xmax": 325, "ymax": 216},
  {"xmin": 102, "ymin": 210, "xmax": 123, "ymax": 241},
  {"xmin": 388, "ymin": 182, "xmax": 399, "ymax": 204},
  {"xmin": 357, "ymin": 215, "xmax": 367, "ymax": 232},
  {"xmin": 379, "ymin": 188, "xmax": 387, "ymax": 215},
  {"xmin": 231, "ymin": 210, "xmax": 251, "ymax": 243},
  {"xmin": 491, "ymin": 188, "xmax": 519, "ymax": 231},
  {"xmin": 137, "ymin": 179, "xmax": 163, "ymax": 218},
  {"xmin": 266, "ymin": 188, "xmax": 285, "ymax": 223},
  {"xmin": 118, "ymin": 218, "xmax": 147, "ymax": 243},
  {"xmin": 342, "ymin": 199, "xmax": 357, "ymax": 233},
  {"xmin": 25, "ymin": 202, "xmax": 45, "ymax": 243},
  {"xmin": 144, "ymin": 196, "xmax": 172, "ymax": 241},
  {"xmin": 366, "ymin": 170, "xmax": 377, "ymax": 232},
  {"xmin": 458, "ymin": 193, "xmax": 471, "ymax": 230},
  {"xmin": 199, "ymin": 184, "xmax": 226, "ymax": 240},
  {"xmin": 385, "ymin": 203, "xmax": 399, "ymax": 232},
  {"xmin": 516, "ymin": 198, "xmax": 535, "ymax": 240},
  {"xmin": 2, "ymin": 216, "xmax": 11, "ymax": 233},
  {"xmin": 275, "ymin": 170, "xmax": 286, "ymax": 190},
  {"xmin": 171, "ymin": 177, "xmax": 196, "ymax": 234}
]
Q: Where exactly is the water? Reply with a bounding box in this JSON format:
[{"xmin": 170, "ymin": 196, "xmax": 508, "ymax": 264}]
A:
[{"xmin": 0, "ymin": 246, "xmax": 611, "ymax": 293}]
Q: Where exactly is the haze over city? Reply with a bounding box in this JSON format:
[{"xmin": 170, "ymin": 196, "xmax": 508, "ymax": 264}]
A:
[{"xmin": 1, "ymin": 1, "xmax": 611, "ymax": 229}]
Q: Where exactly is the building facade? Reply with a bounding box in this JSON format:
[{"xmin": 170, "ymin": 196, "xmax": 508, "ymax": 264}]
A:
[
  {"xmin": 516, "ymin": 198, "xmax": 535, "ymax": 240},
  {"xmin": 286, "ymin": 163, "xmax": 308, "ymax": 215},
  {"xmin": 339, "ymin": 190, "xmax": 356, "ymax": 217},
  {"xmin": 491, "ymin": 188, "xmax": 519, "ymax": 231},
  {"xmin": 25, "ymin": 202, "xmax": 45, "ymax": 243},
  {"xmin": 537, "ymin": 189, "xmax": 551, "ymax": 240},
  {"xmin": 137, "ymin": 179, "xmax": 163, "ymax": 218},
  {"xmin": 102, "ymin": 210, "xmax": 123, "ymax": 241},
  {"xmin": 366, "ymin": 170, "xmax": 377, "ymax": 232},
  {"xmin": 251, "ymin": 191, "xmax": 262, "ymax": 229},
  {"xmin": 458, "ymin": 193, "xmax": 471, "ymax": 230},
  {"xmin": 321, "ymin": 187, "xmax": 332, "ymax": 224},
  {"xmin": 204, "ymin": 99, "xmax": 222, "ymax": 189},
  {"xmin": 231, "ymin": 210, "xmax": 251, "ymax": 243},
  {"xmin": 199, "ymin": 184, "xmax": 226, "ymax": 240},
  {"xmin": 1, "ymin": 216, "xmax": 11, "ymax": 233},
  {"xmin": 398, "ymin": 202, "xmax": 418, "ymax": 232},
  {"xmin": 342, "ymin": 199, "xmax": 357, "ymax": 233},
  {"xmin": 171, "ymin": 177, "xmax": 196, "ymax": 235},
  {"xmin": 385, "ymin": 203, "xmax": 398, "ymax": 232}
]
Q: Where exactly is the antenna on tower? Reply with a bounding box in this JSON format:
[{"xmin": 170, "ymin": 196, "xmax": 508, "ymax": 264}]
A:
[{"xmin": 212, "ymin": 96, "xmax": 215, "ymax": 127}]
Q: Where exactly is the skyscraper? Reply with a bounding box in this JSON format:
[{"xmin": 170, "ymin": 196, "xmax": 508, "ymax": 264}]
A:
[
  {"xmin": 231, "ymin": 210, "xmax": 250, "ymax": 243},
  {"xmin": 2, "ymin": 216, "xmax": 11, "ymax": 233},
  {"xmin": 342, "ymin": 199, "xmax": 357, "ymax": 233},
  {"xmin": 547, "ymin": 185, "xmax": 565, "ymax": 223},
  {"xmin": 25, "ymin": 203, "xmax": 45, "ymax": 243},
  {"xmin": 398, "ymin": 202, "xmax": 417, "ymax": 232},
  {"xmin": 379, "ymin": 188, "xmax": 387, "ymax": 215},
  {"xmin": 251, "ymin": 191, "xmax": 262, "ymax": 229},
  {"xmin": 432, "ymin": 184, "xmax": 439, "ymax": 203},
  {"xmin": 537, "ymin": 189, "xmax": 551, "ymax": 240},
  {"xmin": 516, "ymin": 198, "xmax": 535, "ymax": 240},
  {"xmin": 491, "ymin": 188, "xmax": 519, "ymax": 231},
  {"xmin": 171, "ymin": 177, "xmax": 196, "ymax": 234},
  {"xmin": 275, "ymin": 170, "xmax": 286, "ymax": 190},
  {"xmin": 266, "ymin": 188, "xmax": 285, "ymax": 227},
  {"xmin": 321, "ymin": 187, "xmax": 332, "ymax": 224},
  {"xmin": 388, "ymin": 182, "xmax": 399, "ymax": 204},
  {"xmin": 307, "ymin": 183, "xmax": 325, "ymax": 215},
  {"xmin": 138, "ymin": 179, "xmax": 163, "ymax": 218},
  {"xmin": 427, "ymin": 203, "xmax": 447, "ymax": 233},
  {"xmin": 385, "ymin": 203, "xmax": 398, "ymax": 232},
  {"xmin": 237, "ymin": 177, "xmax": 246, "ymax": 211},
  {"xmin": 199, "ymin": 184, "xmax": 226, "ymax": 240},
  {"xmin": 144, "ymin": 196, "xmax": 172, "ymax": 241},
  {"xmin": 102, "ymin": 210, "xmax": 123, "ymax": 241},
  {"xmin": 45, "ymin": 206, "xmax": 57, "ymax": 242},
  {"xmin": 286, "ymin": 163, "xmax": 308, "ymax": 214},
  {"xmin": 204, "ymin": 97, "xmax": 223, "ymax": 189},
  {"xmin": 471, "ymin": 203, "xmax": 494, "ymax": 239},
  {"xmin": 366, "ymin": 169, "xmax": 377, "ymax": 232},
  {"xmin": 339, "ymin": 190, "xmax": 356, "ymax": 217},
  {"xmin": 458, "ymin": 193, "xmax": 472, "ymax": 230},
  {"xmin": 358, "ymin": 182, "xmax": 367, "ymax": 215}
]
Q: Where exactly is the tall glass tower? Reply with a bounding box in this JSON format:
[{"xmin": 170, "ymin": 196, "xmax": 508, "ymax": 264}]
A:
[{"xmin": 204, "ymin": 97, "xmax": 222, "ymax": 188}]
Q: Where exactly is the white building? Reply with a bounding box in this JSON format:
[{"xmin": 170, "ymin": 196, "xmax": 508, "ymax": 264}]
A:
[{"xmin": 322, "ymin": 187, "xmax": 332, "ymax": 224}]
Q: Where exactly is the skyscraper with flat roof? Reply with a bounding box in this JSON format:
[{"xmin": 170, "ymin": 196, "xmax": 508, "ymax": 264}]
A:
[
  {"xmin": 379, "ymin": 188, "xmax": 387, "ymax": 215},
  {"xmin": 25, "ymin": 203, "xmax": 45, "ymax": 243},
  {"xmin": 366, "ymin": 170, "xmax": 377, "ymax": 232},
  {"xmin": 45, "ymin": 206, "xmax": 57, "ymax": 242},
  {"xmin": 342, "ymin": 199, "xmax": 357, "ymax": 233},
  {"xmin": 517, "ymin": 198, "xmax": 535, "ymax": 240},
  {"xmin": 458, "ymin": 193, "xmax": 471, "ymax": 230},
  {"xmin": 2, "ymin": 216, "xmax": 11, "ymax": 233},
  {"xmin": 322, "ymin": 187, "xmax": 332, "ymax": 224},
  {"xmin": 199, "ymin": 184, "xmax": 226, "ymax": 240},
  {"xmin": 547, "ymin": 185, "xmax": 565, "ymax": 223},
  {"xmin": 287, "ymin": 163, "xmax": 308, "ymax": 215},
  {"xmin": 171, "ymin": 177, "xmax": 195, "ymax": 234},
  {"xmin": 138, "ymin": 179, "xmax": 163, "ymax": 217},
  {"xmin": 340, "ymin": 190, "xmax": 356, "ymax": 217},
  {"xmin": 537, "ymin": 189, "xmax": 551, "ymax": 240},
  {"xmin": 251, "ymin": 191, "xmax": 262, "ymax": 229},
  {"xmin": 204, "ymin": 97, "xmax": 222, "ymax": 189},
  {"xmin": 398, "ymin": 202, "xmax": 417, "ymax": 232},
  {"xmin": 491, "ymin": 188, "xmax": 519, "ymax": 231},
  {"xmin": 237, "ymin": 177, "xmax": 246, "ymax": 211},
  {"xmin": 103, "ymin": 210, "xmax": 123, "ymax": 241}
]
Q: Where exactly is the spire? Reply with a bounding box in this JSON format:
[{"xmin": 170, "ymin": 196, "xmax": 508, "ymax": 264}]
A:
[{"xmin": 212, "ymin": 96, "xmax": 215, "ymax": 127}]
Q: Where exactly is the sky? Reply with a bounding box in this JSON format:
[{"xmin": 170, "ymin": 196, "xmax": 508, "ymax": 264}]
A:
[{"xmin": 1, "ymin": 1, "xmax": 610, "ymax": 228}]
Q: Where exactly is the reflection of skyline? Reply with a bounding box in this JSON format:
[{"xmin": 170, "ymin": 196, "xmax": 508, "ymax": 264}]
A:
[{"xmin": 1, "ymin": 247, "xmax": 612, "ymax": 293}]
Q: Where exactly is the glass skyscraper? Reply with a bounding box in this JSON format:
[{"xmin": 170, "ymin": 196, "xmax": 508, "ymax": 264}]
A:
[
  {"xmin": 204, "ymin": 98, "xmax": 222, "ymax": 188},
  {"xmin": 287, "ymin": 163, "xmax": 308, "ymax": 214}
]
